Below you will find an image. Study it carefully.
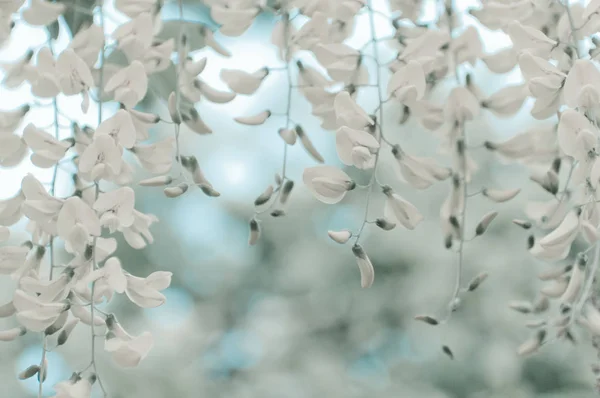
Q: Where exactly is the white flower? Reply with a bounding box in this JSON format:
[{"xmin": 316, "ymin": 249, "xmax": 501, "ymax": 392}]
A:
[
  {"xmin": 485, "ymin": 126, "xmax": 557, "ymax": 163},
  {"xmin": 56, "ymin": 197, "xmax": 101, "ymax": 247},
  {"xmin": 68, "ymin": 24, "xmax": 104, "ymax": 68},
  {"xmin": 28, "ymin": 47, "xmax": 60, "ymax": 98},
  {"xmin": 93, "ymin": 187, "xmax": 135, "ymax": 232},
  {"xmin": 128, "ymin": 108, "xmax": 160, "ymax": 141},
  {"xmin": 0, "ymin": 104, "xmax": 29, "ymax": 133},
  {"xmin": 21, "ymin": 0, "xmax": 65, "ymax": 26},
  {"xmin": 77, "ymin": 257, "xmax": 126, "ymax": 302},
  {"xmin": 387, "ymin": 60, "xmax": 426, "ymax": 104},
  {"xmin": 303, "ymin": 165, "xmax": 355, "ymax": 204},
  {"xmin": 57, "ymin": 49, "xmax": 94, "ymax": 112},
  {"xmin": 452, "ymin": 25, "xmax": 483, "ymax": 66},
  {"xmin": 220, "ymin": 68, "xmax": 268, "ymax": 95},
  {"xmin": 13, "ymin": 289, "xmax": 67, "ymax": 332},
  {"xmin": 78, "ymin": 135, "xmax": 123, "ymax": 181},
  {"xmin": 22, "ymin": 123, "xmax": 71, "ymax": 168},
  {"xmin": 333, "ymin": 91, "xmax": 374, "ymax": 129},
  {"xmin": 392, "ymin": 147, "xmax": 451, "ymax": 189},
  {"xmin": 130, "ymin": 137, "xmax": 174, "ymax": 174},
  {"xmin": 21, "ymin": 173, "xmax": 63, "ymax": 232},
  {"xmin": 557, "ymin": 109, "xmax": 596, "ymax": 159},
  {"xmin": 0, "ymin": 190, "xmax": 25, "ymax": 226},
  {"xmin": 0, "ymin": 246, "xmax": 29, "ymax": 275},
  {"xmin": 143, "ymin": 39, "xmax": 174, "ymax": 74},
  {"xmin": 120, "ymin": 210, "xmax": 158, "ymax": 249},
  {"xmin": 1, "ymin": 50, "xmax": 33, "ymax": 89},
  {"xmin": 481, "ymin": 47, "xmax": 518, "ymax": 74},
  {"xmin": 113, "ymin": 13, "xmax": 154, "ymax": 61},
  {"xmin": 115, "ymin": 0, "xmax": 157, "ymax": 17},
  {"xmin": 95, "ymin": 109, "xmax": 137, "ymax": 149},
  {"xmin": 52, "ymin": 373, "xmax": 94, "ymax": 398},
  {"xmin": 383, "ymin": 186, "xmax": 423, "ymax": 230},
  {"xmin": 563, "ymin": 59, "xmax": 600, "ymax": 110},
  {"xmin": 507, "ymin": 21, "xmax": 557, "ymax": 57},
  {"xmin": 444, "ymin": 87, "xmax": 480, "ymax": 123},
  {"xmin": 518, "ymin": 52, "xmax": 566, "ymax": 120},
  {"xmin": 125, "ymin": 271, "xmax": 171, "ymax": 308},
  {"xmin": 210, "ymin": 3, "xmax": 259, "ymax": 37},
  {"xmin": 335, "ymin": 126, "xmax": 380, "ymax": 169},
  {"xmin": 0, "ymin": 134, "xmax": 26, "ymax": 167},
  {"xmin": 481, "ymin": 84, "xmax": 528, "ymax": 117},
  {"xmin": 104, "ymin": 61, "xmax": 148, "ymax": 108},
  {"xmin": 352, "ymin": 244, "xmax": 374, "ymax": 288},
  {"xmin": 532, "ymin": 211, "xmax": 580, "ymax": 261},
  {"xmin": 313, "ymin": 43, "xmax": 365, "ymax": 83}
]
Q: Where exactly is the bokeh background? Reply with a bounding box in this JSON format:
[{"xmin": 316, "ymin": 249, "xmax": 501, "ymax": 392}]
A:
[{"xmin": 0, "ymin": 0, "xmax": 598, "ymax": 396}]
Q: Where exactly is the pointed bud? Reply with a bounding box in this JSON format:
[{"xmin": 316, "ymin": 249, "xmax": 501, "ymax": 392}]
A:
[
  {"xmin": 0, "ymin": 326, "xmax": 26, "ymax": 341},
  {"xmin": 168, "ymin": 92, "xmax": 180, "ymax": 124},
  {"xmin": 442, "ymin": 345, "xmax": 454, "ymax": 359},
  {"xmin": 414, "ymin": 315, "xmax": 439, "ymax": 325},
  {"xmin": 57, "ymin": 319, "xmax": 79, "ymax": 347},
  {"xmin": 517, "ymin": 329, "xmax": 546, "ymax": 356},
  {"xmin": 254, "ymin": 185, "xmax": 274, "ymax": 206},
  {"xmin": 18, "ymin": 365, "xmax": 39, "ymax": 380},
  {"xmin": 509, "ymin": 300, "xmax": 533, "ymax": 313},
  {"xmin": 270, "ymin": 209, "xmax": 285, "ymax": 217},
  {"xmin": 280, "ymin": 180, "xmax": 294, "ymax": 205},
  {"xmin": 530, "ymin": 170, "xmax": 559, "ymax": 195},
  {"xmin": 467, "ymin": 272, "xmax": 488, "ymax": 291},
  {"xmin": 199, "ymin": 184, "xmax": 220, "ymax": 197},
  {"xmin": 375, "ymin": 218, "xmax": 396, "ymax": 231},
  {"xmin": 295, "ymin": 125, "xmax": 324, "ymax": 163},
  {"xmin": 512, "ymin": 219, "xmax": 532, "ymax": 229},
  {"xmin": 475, "ymin": 211, "xmax": 498, "ymax": 236},
  {"xmin": 248, "ymin": 219, "xmax": 260, "ymax": 246}
]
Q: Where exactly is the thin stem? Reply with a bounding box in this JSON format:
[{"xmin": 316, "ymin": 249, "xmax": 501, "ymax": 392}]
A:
[
  {"xmin": 173, "ymin": 0, "xmax": 185, "ymax": 180},
  {"xmin": 442, "ymin": 0, "xmax": 468, "ymax": 323},
  {"xmin": 282, "ymin": 12, "xmax": 293, "ymax": 181},
  {"xmin": 355, "ymin": 0, "xmax": 385, "ymax": 244}
]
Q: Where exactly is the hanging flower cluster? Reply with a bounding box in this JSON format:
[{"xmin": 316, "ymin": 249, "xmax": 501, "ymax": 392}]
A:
[
  {"xmin": 3, "ymin": 0, "xmax": 600, "ymax": 394},
  {"xmin": 205, "ymin": 0, "xmax": 600, "ymax": 387},
  {"xmin": 0, "ymin": 0, "xmax": 242, "ymax": 395}
]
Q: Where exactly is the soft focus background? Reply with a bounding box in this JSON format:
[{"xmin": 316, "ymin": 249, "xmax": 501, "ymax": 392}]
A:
[{"xmin": 1, "ymin": 0, "xmax": 599, "ymax": 397}]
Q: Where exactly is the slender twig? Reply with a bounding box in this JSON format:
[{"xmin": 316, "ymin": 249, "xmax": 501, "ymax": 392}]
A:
[
  {"xmin": 442, "ymin": 0, "xmax": 469, "ymax": 322},
  {"xmin": 354, "ymin": 0, "xmax": 385, "ymax": 244},
  {"xmin": 173, "ymin": 0, "xmax": 185, "ymax": 180}
]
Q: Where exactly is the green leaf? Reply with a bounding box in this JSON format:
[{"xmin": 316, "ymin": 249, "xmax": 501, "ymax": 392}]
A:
[
  {"xmin": 58, "ymin": 0, "xmax": 95, "ymax": 37},
  {"xmin": 156, "ymin": 20, "xmax": 207, "ymax": 53}
]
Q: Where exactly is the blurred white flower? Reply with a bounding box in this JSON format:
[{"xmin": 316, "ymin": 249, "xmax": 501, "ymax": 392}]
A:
[
  {"xmin": 335, "ymin": 126, "xmax": 379, "ymax": 169},
  {"xmin": 303, "ymin": 165, "xmax": 355, "ymax": 204},
  {"xmin": 104, "ymin": 61, "xmax": 148, "ymax": 108}
]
